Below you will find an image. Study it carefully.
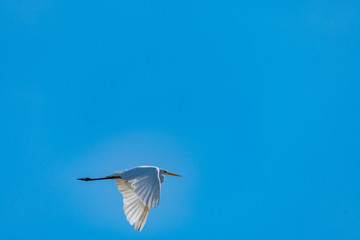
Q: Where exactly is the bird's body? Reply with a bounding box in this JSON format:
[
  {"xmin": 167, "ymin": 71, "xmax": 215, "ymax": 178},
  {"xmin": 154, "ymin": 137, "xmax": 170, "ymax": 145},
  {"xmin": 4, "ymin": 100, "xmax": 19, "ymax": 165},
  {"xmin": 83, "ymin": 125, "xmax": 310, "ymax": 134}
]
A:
[{"xmin": 78, "ymin": 166, "xmax": 181, "ymax": 231}]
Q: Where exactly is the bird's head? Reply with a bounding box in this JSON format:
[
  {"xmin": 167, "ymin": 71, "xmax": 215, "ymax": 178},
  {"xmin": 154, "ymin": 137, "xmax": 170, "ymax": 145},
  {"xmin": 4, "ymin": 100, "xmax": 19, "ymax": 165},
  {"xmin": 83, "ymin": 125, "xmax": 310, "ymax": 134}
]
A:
[{"xmin": 159, "ymin": 169, "xmax": 182, "ymax": 177}]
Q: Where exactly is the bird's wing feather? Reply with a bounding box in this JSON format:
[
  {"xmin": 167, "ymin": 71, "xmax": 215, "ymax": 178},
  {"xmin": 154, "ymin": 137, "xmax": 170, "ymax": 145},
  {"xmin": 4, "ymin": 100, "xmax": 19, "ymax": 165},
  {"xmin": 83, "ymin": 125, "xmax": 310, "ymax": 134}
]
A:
[
  {"xmin": 113, "ymin": 166, "xmax": 161, "ymax": 231},
  {"xmin": 116, "ymin": 166, "xmax": 161, "ymax": 208},
  {"xmin": 115, "ymin": 179, "xmax": 150, "ymax": 231}
]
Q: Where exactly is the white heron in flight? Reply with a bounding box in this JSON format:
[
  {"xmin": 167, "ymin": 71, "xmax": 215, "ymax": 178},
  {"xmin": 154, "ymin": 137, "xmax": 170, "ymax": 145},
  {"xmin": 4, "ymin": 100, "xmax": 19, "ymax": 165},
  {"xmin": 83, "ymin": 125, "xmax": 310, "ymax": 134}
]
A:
[{"xmin": 78, "ymin": 166, "xmax": 182, "ymax": 231}]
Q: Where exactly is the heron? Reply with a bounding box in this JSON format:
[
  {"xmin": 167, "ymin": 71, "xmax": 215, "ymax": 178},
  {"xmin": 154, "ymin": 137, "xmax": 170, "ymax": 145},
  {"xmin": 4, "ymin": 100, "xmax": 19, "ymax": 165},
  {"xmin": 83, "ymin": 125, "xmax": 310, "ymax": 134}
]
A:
[{"xmin": 78, "ymin": 166, "xmax": 182, "ymax": 231}]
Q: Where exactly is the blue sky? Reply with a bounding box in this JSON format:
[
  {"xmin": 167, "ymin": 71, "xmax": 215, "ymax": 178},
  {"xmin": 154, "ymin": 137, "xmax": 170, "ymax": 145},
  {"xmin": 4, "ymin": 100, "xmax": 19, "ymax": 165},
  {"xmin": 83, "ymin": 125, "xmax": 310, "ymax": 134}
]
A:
[{"xmin": 1, "ymin": 0, "xmax": 360, "ymax": 239}]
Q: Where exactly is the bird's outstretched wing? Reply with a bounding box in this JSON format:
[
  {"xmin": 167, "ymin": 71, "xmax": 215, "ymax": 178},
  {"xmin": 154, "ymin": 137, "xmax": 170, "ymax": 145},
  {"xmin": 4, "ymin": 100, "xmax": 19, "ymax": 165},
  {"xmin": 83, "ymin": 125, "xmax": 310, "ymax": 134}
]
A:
[
  {"xmin": 111, "ymin": 166, "xmax": 161, "ymax": 231},
  {"xmin": 115, "ymin": 178, "xmax": 150, "ymax": 231}
]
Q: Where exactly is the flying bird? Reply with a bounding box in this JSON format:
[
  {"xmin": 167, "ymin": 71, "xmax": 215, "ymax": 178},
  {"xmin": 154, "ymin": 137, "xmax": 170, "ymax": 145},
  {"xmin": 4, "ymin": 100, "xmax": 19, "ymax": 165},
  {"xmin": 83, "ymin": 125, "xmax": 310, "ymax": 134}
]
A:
[{"xmin": 78, "ymin": 166, "xmax": 182, "ymax": 231}]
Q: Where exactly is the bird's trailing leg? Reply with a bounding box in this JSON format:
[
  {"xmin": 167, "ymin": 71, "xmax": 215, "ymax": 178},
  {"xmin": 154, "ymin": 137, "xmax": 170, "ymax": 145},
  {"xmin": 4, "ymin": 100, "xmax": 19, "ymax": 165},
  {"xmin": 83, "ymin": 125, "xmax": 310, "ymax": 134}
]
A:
[{"xmin": 77, "ymin": 176, "xmax": 121, "ymax": 181}]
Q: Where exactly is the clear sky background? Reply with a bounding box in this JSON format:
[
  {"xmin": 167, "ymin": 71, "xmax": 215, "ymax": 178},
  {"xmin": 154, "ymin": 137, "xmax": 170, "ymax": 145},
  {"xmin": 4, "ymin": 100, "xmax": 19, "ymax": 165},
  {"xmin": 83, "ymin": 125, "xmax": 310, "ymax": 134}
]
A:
[{"xmin": 1, "ymin": 1, "xmax": 360, "ymax": 239}]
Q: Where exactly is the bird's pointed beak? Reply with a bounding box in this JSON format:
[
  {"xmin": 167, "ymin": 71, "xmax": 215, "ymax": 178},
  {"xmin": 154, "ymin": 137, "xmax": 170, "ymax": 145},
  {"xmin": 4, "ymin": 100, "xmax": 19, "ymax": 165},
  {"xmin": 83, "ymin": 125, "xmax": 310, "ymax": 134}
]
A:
[{"xmin": 166, "ymin": 171, "xmax": 182, "ymax": 177}]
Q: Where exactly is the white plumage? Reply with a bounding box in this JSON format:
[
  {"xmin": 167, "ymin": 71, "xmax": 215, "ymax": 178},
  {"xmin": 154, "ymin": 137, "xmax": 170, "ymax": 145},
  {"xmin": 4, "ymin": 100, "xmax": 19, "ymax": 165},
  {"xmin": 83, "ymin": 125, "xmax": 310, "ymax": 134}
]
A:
[
  {"xmin": 112, "ymin": 166, "xmax": 161, "ymax": 231},
  {"xmin": 78, "ymin": 165, "xmax": 181, "ymax": 231}
]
